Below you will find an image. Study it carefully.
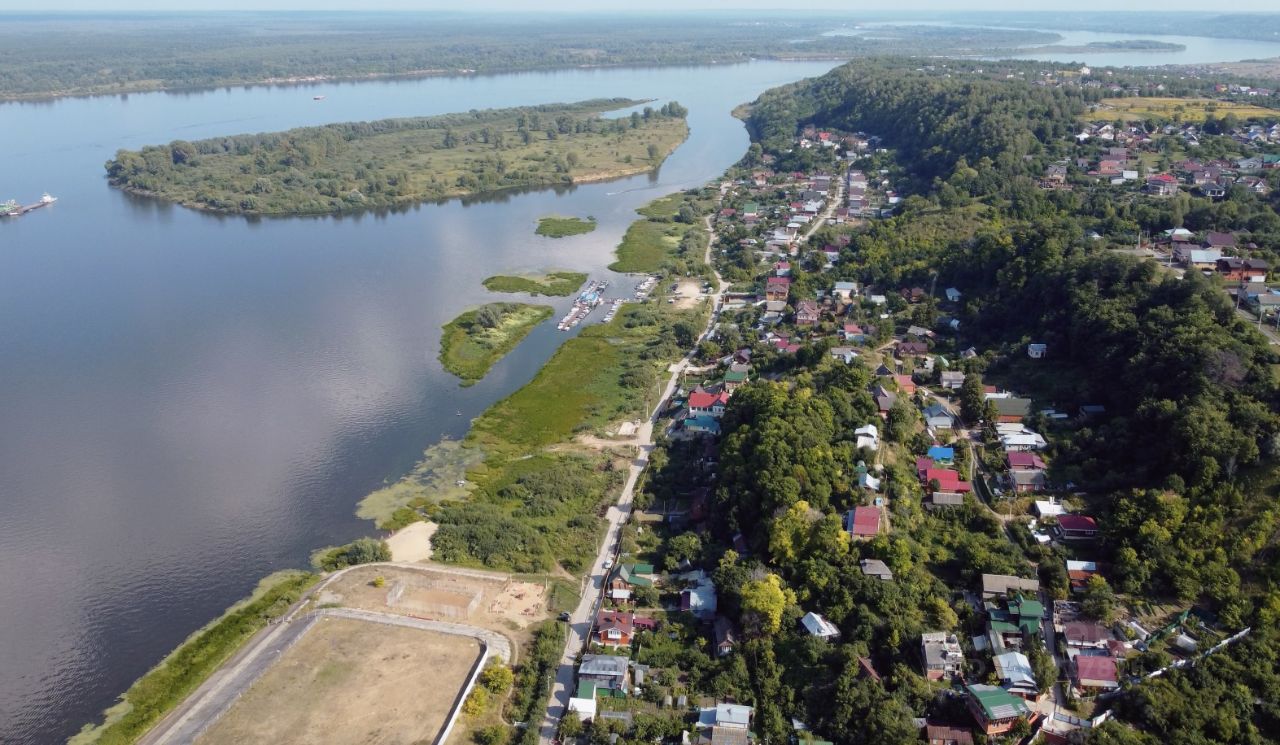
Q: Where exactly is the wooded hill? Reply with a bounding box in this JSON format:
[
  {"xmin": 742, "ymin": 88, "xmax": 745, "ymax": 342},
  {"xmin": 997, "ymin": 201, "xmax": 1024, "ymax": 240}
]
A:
[{"xmin": 105, "ymin": 99, "xmax": 688, "ymax": 215}]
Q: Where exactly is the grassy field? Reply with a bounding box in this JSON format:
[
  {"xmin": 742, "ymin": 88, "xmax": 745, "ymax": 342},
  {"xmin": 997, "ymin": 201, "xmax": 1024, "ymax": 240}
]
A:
[
  {"xmin": 106, "ymin": 100, "xmax": 689, "ymax": 215},
  {"xmin": 482, "ymin": 271, "xmax": 587, "ymax": 296},
  {"xmin": 535, "ymin": 215, "xmax": 597, "ymax": 238},
  {"xmin": 610, "ymin": 192, "xmax": 712, "ymax": 273},
  {"xmin": 71, "ymin": 571, "xmax": 318, "ymax": 745},
  {"xmin": 439, "ymin": 303, "xmax": 553, "ymax": 384},
  {"xmin": 197, "ymin": 619, "xmax": 480, "ymax": 745},
  {"xmin": 1083, "ymin": 97, "xmax": 1279, "ymax": 122}
]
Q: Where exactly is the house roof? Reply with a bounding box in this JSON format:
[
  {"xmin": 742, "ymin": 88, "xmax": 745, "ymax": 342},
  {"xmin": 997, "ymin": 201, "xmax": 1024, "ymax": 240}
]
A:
[
  {"xmin": 966, "ymin": 684, "xmax": 1031, "ymax": 721},
  {"xmin": 716, "ymin": 703, "xmax": 754, "ymax": 728},
  {"xmin": 1006, "ymin": 452, "xmax": 1046, "ymax": 470},
  {"xmin": 930, "ymin": 492, "xmax": 965, "ymax": 506},
  {"xmin": 1058, "ymin": 515, "xmax": 1099, "ymax": 533},
  {"xmin": 849, "ymin": 506, "xmax": 880, "ymax": 536},
  {"xmin": 580, "ymin": 654, "xmax": 629, "ymax": 678},
  {"xmin": 860, "ymin": 558, "xmax": 894, "ymax": 580},
  {"xmin": 1064, "ymin": 621, "xmax": 1109, "ymax": 645},
  {"xmin": 711, "ymin": 727, "xmax": 749, "ymax": 745},
  {"xmin": 1075, "ymin": 655, "xmax": 1119, "ymax": 686},
  {"xmin": 993, "ymin": 651, "xmax": 1036, "ymax": 688},
  {"xmin": 615, "ymin": 564, "xmax": 654, "ymax": 588},
  {"xmin": 597, "ymin": 610, "xmax": 634, "ymax": 637},
  {"xmin": 925, "ymin": 725, "xmax": 973, "ymax": 745},
  {"xmin": 928, "ymin": 446, "xmax": 955, "ymax": 461},
  {"xmin": 994, "ymin": 398, "xmax": 1032, "ymax": 417},
  {"xmin": 982, "ymin": 574, "xmax": 1040, "ymax": 596},
  {"xmin": 801, "ymin": 611, "xmax": 840, "ymax": 638},
  {"xmin": 723, "ymin": 369, "xmax": 748, "ymax": 383}
]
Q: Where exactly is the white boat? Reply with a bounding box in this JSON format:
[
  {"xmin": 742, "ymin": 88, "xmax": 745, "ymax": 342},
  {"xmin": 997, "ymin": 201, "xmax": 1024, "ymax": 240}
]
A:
[{"xmin": 40, "ymin": 193, "xmax": 57, "ymax": 204}]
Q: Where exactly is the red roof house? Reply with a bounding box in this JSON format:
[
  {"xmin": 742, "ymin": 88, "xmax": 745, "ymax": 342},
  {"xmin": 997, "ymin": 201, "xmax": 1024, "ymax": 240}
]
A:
[
  {"xmin": 849, "ymin": 506, "xmax": 881, "ymax": 538},
  {"xmin": 1007, "ymin": 452, "xmax": 1047, "ymax": 471},
  {"xmin": 1057, "ymin": 515, "xmax": 1099, "ymax": 539},
  {"xmin": 1073, "ymin": 655, "xmax": 1119, "ymax": 690}
]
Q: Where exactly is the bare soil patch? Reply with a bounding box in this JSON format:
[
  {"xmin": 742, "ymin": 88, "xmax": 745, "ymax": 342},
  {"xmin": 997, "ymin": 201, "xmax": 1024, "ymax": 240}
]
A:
[
  {"xmin": 674, "ymin": 279, "xmax": 704, "ymax": 309},
  {"xmin": 197, "ymin": 618, "xmax": 479, "ymax": 745},
  {"xmin": 386, "ymin": 521, "xmax": 437, "ymax": 562},
  {"xmin": 326, "ymin": 564, "xmax": 549, "ymax": 631}
]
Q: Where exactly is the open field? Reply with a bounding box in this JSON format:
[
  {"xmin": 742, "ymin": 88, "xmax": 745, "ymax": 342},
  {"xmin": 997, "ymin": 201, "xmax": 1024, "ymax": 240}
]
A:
[
  {"xmin": 535, "ymin": 216, "xmax": 596, "ymax": 238},
  {"xmin": 482, "ymin": 271, "xmax": 588, "ymax": 296},
  {"xmin": 439, "ymin": 303, "xmax": 553, "ymax": 384},
  {"xmin": 105, "ymin": 100, "xmax": 688, "ymax": 215},
  {"xmin": 324, "ymin": 564, "xmax": 548, "ymax": 631},
  {"xmin": 196, "ymin": 618, "xmax": 480, "ymax": 745},
  {"xmin": 1083, "ymin": 96, "xmax": 1278, "ymax": 122}
]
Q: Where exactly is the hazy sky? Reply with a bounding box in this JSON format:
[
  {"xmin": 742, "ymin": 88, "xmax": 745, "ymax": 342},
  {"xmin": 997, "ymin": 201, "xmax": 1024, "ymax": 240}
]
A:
[{"xmin": 3, "ymin": 0, "xmax": 1278, "ymax": 11}]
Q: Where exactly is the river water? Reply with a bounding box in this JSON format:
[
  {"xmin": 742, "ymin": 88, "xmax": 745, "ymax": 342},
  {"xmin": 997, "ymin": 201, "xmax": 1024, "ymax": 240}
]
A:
[{"xmin": 0, "ymin": 60, "xmax": 839, "ymax": 744}]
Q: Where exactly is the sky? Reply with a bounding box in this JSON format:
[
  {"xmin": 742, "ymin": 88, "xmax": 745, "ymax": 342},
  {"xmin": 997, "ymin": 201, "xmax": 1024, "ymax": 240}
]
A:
[{"xmin": 2, "ymin": 1, "xmax": 1278, "ymax": 11}]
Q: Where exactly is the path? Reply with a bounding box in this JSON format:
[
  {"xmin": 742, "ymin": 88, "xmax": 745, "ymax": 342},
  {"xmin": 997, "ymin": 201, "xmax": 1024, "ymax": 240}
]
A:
[{"xmin": 538, "ymin": 196, "xmax": 732, "ymax": 744}]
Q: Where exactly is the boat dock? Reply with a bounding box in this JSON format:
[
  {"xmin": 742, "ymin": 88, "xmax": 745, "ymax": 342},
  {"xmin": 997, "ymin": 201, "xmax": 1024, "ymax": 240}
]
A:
[
  {"xmin": 2, "ymin": 193, "xmax": 57, "ymax": 218},
  {"xmin": 557, "ymin": 279, "xmax": 609, "ymax": 331}
]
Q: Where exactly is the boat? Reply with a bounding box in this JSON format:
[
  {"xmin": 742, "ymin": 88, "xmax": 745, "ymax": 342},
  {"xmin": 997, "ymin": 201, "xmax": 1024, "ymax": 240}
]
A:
[
  {"xmin": 557, "ymin": 279, "xmax": 610, "ymax": 330},
  {"xmin": 313, "ymin": 95, "xmax": 326, "ymax": 101},
  {"xmin": 0, "ymin": 193, "xmax": 57, "ymax": 218}
]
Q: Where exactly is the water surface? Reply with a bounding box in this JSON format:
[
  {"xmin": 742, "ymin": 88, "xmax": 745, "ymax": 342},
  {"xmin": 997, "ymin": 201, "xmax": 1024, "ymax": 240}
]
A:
[{"xmin": 0, "ymin": 60, "xmax": 837, "ymax": 744}]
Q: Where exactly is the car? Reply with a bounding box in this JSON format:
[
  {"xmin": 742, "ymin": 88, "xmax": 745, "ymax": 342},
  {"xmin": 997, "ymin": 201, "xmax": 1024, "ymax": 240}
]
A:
[
  {"xmin": 558, "ymin": 611, "xmax": 572, "ymax": 622},
  {"xmin": 602, "ymin": 558, "xmax": 614, "ymax": 570}
]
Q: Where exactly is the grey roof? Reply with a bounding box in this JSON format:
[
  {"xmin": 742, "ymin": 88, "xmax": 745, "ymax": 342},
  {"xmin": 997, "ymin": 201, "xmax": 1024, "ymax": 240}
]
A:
[
  {"xmin": 860, "ymin": 558, "xmax": 894, "ymax": 580},
  {"xmin": 982, "ymin": 574, "xmax": 1040, "ymax": 597},
  {"xmin": 716, "ymin": 703, "xmax": 754, "ymax": 728},
  {"xmin": 993, "ymin": 651, "xmax": 1036, "ymax": 689},
  {"xmin": 1012, "ymin": 470, "xmax": 1047, "ymax": 488},
  {"xmin": 921, "ymin": 632, "xmax": 962, "ymax": 668},
  {"xmin": 580, "ymin": 654, "xmax": 629, "ymax": 678},
  {"xmin": 930, "ymin": 492, "xmax": 965, "ymax": 506}
]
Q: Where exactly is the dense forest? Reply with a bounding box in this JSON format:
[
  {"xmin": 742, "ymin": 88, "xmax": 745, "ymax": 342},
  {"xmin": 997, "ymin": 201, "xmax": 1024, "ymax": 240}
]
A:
[
  {"xmin": 105, "ymin": 99, "xmax": 688, "ymax": 215},
  {"xmin": 712, "ymin": 58, "xmax": 1280, "ymax": 744},
  {"xmin": 0, "ymin": 13, "xmax": 1066, "ymax": 101}
]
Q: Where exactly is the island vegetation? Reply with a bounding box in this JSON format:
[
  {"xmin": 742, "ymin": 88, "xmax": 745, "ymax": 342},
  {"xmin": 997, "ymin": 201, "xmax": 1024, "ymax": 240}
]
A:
[
  {"xmin": 105, "ymin": 99, "xmax": 689, "ymax": 215},
  {"xmin": 610, "ymin": 193, "xmax": 713, "ymax": 273},
  {"xmin": 439, "ymin": 303, "xmax": 554, "ymax": 385},
  {"xmin": 535, "ymin": 216, "xmax": 597, "ymax": 238},
  {"xmin": 482, "ymin": 272, "xmax": 588, "ymax": 296},
  {"xmin": 1028, "ymin": 39, "xmax": 1186, "ymax": 54}
]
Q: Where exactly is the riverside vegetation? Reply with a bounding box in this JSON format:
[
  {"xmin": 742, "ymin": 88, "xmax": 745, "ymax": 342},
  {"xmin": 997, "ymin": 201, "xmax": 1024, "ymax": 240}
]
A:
[
  {"xmin": 482, "ymin": 272, "xmax": 588, "ymax": 297},
  {"xmin": 104, "ymin": 100, "xmax": 689, "ymax": 216},
  {"xmin": 535, "ymin": 216, "xmax": 597, "ymax": 238},
  {"xmin": 440, "ymin": 303, "xmax": 554, "ymax": 384}
]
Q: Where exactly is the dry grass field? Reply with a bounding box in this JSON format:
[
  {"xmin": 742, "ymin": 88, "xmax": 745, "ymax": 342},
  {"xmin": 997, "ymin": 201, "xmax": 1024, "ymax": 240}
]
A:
[
  {"xmin": 1083, "ymin": 97, "xmax": 1277, "ymax": 122},
  {"xmin": 197, "ymin": 618, "xmax": 480, "ymax": 745},
  {"xmin": 325, "ymin": 564, "xmax": 548, "ymax": 631}
]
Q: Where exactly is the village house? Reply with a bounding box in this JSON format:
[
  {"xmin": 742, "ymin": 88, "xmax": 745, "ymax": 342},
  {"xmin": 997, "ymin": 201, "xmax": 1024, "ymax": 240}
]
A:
[
  {"xmin": 1217, "ymin": 257, "xmax": 1270, "ymax": 283},
  {"xmin": 1073, "ymin": 655, "xmax": 1119, "ymax": 693},
  {"xmin": 986, "ymin": 593, "xmax": 1044, "ymax": 650},
  {"xmin": 927, "ymin": 492, "xmax": 965, "ymax": 510},
  {"xmin": 924, "ymin": 725, "xmax": 974, "ymax": 745},
  {"xmin": 688, "ymin": 390, "xmax": 731, "ymax": 418},
  {"xmin": 1027, "ymin": 343, "xmax": 1047, "ymax": 359},
  {"xmin": 765, "ymin": 276, "xmax": 791, "ymax": 302},
  {"xmin": 921, "ymin": 632, "xmax": 964, "ymax": 681},
  {"xmin": 993, "ymin": 651, "xmax": 1039, "ymax": 700},
  {"xmin": 607, "ymin": 563, "xmax": 655, "ymax": 601},
  {"xmin": 795, "ymin": 300, "xmax": 820, "ymax": 326},
  {"xmin": 893, "ymin": 374, "xmax": 917, "ymax": 395},
  {"xmin": 964, "ymin": 684, "xmax": 1033, "ymax": 736},
  {"xmin": 722, "ymin": 365, "xmax": 750, "ymax": 392},
  {"xmin": 993, "ymin": 397, "xmax": 1032, "ymax": 423},
  {"xmin": 1175, "ymin": 246, "xmax": 1221, "ymax": 269},
  {"xmin": 1145, "ymin": 173, "xmax": 1180, "ymax": 196},
  {"xmin": 982, "ymin": 574, "xmax": 1041, "ymax": 600},
  {"xmin": 940, "ymin": 370, "xmax": 965, "ymax": 389},
  {"xmin": 832, "ymin": 281, "xmax": 857, "ymax": 300},
  {"xmin": 922, "ymin": 403, "xmax": 954, "ymax": 430},
  {"xmin": 927, "ymin": 445, "xmax": 954, "ymax": 465},
  {"xmin": 1010, "ymin": 469, "xmax": 1047, "ymax": 493},
  {"xmin": 1007, "ymin": 452, "xmax": 1046, "ymax": 471},
  {"xmin": 1062, "ymin": 621, "xmax": 1110, "ymax": 650},
  {"xmin": 680, "ymin": 575, "xmax": 718, "ymax": 620},
  {"xmin": 800, "ymin": 611, "xmax": 840, "ymax": 640},
  {"xmin": 713, "ymin": 616, "xmax": 737, "ymax": 657},
  {"xmin": 854, "ymin": 423, "xmax": 879, "ymax": 452},
  {"xmin": 579, "ymin": 654, "xmax": 629, "ymax": 692},
  {"xmin": 1057, "ymin": 514, "xmax": 1100, "ymax": 540},
  {"xmin": 860, "ymin": 558, "xmax": 894, "ymax": 581},
  {"xmin": 1066, "ymin": 560, "xmax": 1100, "ymax": 594},
  {"xmin": 846, "ymin": 505, "xmax": 881, "ymax": 538},
  {"xmin": 595, "ymin": 610, "xmax": 658, "ymax": 647}
]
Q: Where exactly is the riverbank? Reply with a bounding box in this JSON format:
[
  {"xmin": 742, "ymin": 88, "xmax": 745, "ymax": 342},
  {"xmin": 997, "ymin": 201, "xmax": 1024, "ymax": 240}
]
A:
[
  {"xmin": 440, "ymin": 303, "xmax": 555, "ymax": 385},
  {"xmin": 482, "ymin": 272, "xmax": 588, "ymax": 297},
  {"xmin": 104, "ymin": 100, "xmax": 689, "ymax": 216}
]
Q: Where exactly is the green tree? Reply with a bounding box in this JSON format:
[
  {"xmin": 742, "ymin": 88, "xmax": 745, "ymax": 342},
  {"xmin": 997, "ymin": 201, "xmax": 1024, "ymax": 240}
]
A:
[
  {"xmin": 1081, "ymin": 574, "xmax": 1117, "ymax": 625},
  {"xmin": 480, "ymin": 664, "xmax": 514, "ymax": 694},
  {"xmin": 740, "ymin": 574, "xmax": 790, "ymax": 635},
  {"xmin": 960, "ymin": 373, "xmax": 985, "ymax": 425},
  {"xmin": 665, "ymin": 531, "xmax": 703, "ymax": 570}
]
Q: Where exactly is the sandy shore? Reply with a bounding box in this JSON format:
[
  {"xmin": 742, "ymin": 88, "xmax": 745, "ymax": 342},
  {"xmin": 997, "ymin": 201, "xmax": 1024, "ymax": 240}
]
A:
[{"xmin": 386, "ymin": 521, "xmax": 437, "ymax": 563}]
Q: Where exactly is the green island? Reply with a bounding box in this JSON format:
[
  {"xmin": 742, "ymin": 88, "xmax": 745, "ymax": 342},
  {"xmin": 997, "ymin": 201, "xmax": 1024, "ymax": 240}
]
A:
[
  {"xmin": 104, "ymin": 100, "xmax": 689, "ymax": 216},
  {"xmin": 439, "ymin": 303, "xmax": 554, "ymax": 385},
  {"xmin": 482, "ymin": 272, "xmax": 588, "ymax": 296},
  {"xmin": 609, "ymin": 193, "xmax": 709, "ymax": 273},
  {"xmin": 1030, "ymin": 39, "xmax": 1186, "ymax": 53},
  {"xmin": 535, "ymin": 215, "xmax": 597, "ymax": 238}
]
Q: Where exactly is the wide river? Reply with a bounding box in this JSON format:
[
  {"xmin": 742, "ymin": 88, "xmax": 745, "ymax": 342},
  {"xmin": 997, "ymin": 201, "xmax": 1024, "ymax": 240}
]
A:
[{"xmin": 0, "ymin": 60, "xmax": 839, "ymax": 744}]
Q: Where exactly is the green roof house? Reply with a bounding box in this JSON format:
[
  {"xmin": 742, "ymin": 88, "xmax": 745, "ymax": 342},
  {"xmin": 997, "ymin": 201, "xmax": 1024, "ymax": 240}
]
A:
[
  {"xmin": 965, "ymin": 684, "xmax": 1032, "ymax": 736},
  {"xmin": 608, "ymin": 563, "xmax": 654, "ymax": 601}
]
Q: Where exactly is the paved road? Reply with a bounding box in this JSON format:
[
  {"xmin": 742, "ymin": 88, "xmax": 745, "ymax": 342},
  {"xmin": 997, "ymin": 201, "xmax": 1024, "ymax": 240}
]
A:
[{"xmin": 537, "ymin": 195, "xmax": 732, "ymax": 744}]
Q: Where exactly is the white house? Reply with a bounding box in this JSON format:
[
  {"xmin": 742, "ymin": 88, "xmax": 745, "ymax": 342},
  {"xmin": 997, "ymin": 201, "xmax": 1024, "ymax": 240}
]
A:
[
  {"xmin": 945, "ymin": 287, "xmax": 962, "ymax": 303},
  {"xmin": 801, "ymin": 612, "xmax": 840, "ymax": 639},
  {"xmin": 1028, "ymin": 343, "xmax": 1048, "ymax": 359}
]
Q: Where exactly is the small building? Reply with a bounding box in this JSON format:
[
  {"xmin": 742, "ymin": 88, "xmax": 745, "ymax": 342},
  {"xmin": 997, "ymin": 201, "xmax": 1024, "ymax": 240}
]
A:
[
  {"xmin": 1066, "ymin": 560, "xmax": 1099, "ymax": 594},
  {"xmin": 796, "ymin": 300, "xmax": 820, "ymax": 326},
  {"xmin": 688, "ymin": 390, "xmax": 731, "ymax": 418},
  {"xmin": 1057, "ymin": 514, "xmax": 1099, "ymax": 540},
  {"xmin": 982, "ymin": 574, "xmax": 1040, "ymax": 599},
  {"xmin": 964, "ymin": 684, "xmax": 1032, "ymax": 736},
  {"xmin": 1007, "ymin": 452, "xmax": 1046, "ymax": 471},
  {"xmin": 684, "ymin": 415, "xmax": 722, "ymax": 436},
  {"xmin": 993, "ymin": 651, "xmax": 1039, "ymax": 699},
  {"xmin": 993, "ymin": 397, "xmax": 1032, "ymax": 423},
  {"xmin": 945, "ymin": 287, "xmax": 962, "ymax": 303},
  {"xmin": 940, "ymin": 370, "xmax": 965, "ymax": 389},
  {"xmin": 927, "ymin": 446, "xmax": 955, "ymax": 465},
  {"xmin": 921, "ymin": 631, "xmax": 964, "ymax": 681},
  {"xmin": 854, "ymin": 424, "xmax": 880, "ymax": 452},
  {"xmin": 922, "ymin": 403, "xmax": 954, "ymax": 430},
  {"xmin": 927, "ymin": 492, "xmax": 965, "ymax": 510},
  {"xmin": 847, "ymin": 506, "xmax": 881, "ymax": 538},
  {"xmin": 607, "ymin": 564, "xmax": 654, "ymax": 601},
  {"xmin": 860, "ymin": 558, "xmax": 894, "ymax": 581},
  {"xmin": 800, "ymin": 611, "xmax": 840, "ymax": 640},
  {"xmin": 832, "ymin": 281, "xmax": 858, "ymax": 300},
  {"xmin": 1062, "ymin": 621, "xmax": 1109, "ymax": 649},
  {"xmin": 722, "ymin": 368, "xmax": 750, "ymax": 392},
  {"xmin": 765, "ymin": 276, "xmax": 792, "ymax": 302},
  {"xmin": 596, "ymin": 610, "xmax": 635, "ymax": 647},
  {"xmin": 579, "ymin": 654, "xmax": 629, "ymax": 692},
  {"xmin": 893, "ymin": 374, "xmax": 918, "ymax": 395},
  {"xmin": 1011, "ymin": 469, "xmax": 1047, "ymax": 493},
  {"xmin": 1073, "ymin": 655, "xmax": 1119, "ymax": 691},
  {"xmin": 713, "ymin": 616, "xmax": 737, "ymax": 657},
  {"xmin": 681, "ymin": 578, "xmax": 718, "ymax": 620},
  {"xmin": 925, "ymin": 724, "xmax": 973, "ymax": 745},
  {"xmin": 1027, "ymin": 343, "xmax": 1047, "ymax": 359}
]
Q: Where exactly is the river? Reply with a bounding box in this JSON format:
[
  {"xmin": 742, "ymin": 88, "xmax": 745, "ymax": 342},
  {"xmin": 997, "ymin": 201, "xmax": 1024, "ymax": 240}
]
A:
[
  {"xmin": 831, "ymin": 22, "xmax": 1280, "ymax": 67},
  {"xmin": 0, "ymin": 60, "xmax": 839, "ymax": 744}
]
